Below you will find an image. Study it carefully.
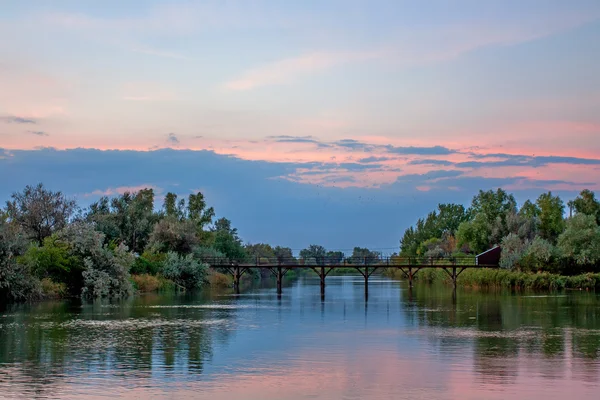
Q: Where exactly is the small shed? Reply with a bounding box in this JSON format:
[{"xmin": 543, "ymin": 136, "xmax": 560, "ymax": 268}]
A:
[{"xmin": 476, "ymin": 246, "xmax": 501, "ymax": 267}]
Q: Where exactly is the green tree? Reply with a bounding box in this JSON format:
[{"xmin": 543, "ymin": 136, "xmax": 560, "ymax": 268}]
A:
[
  {"xmin": 146, "ymin": 217, "xmax": 199, "ymax": 254},
  {"xmin": 274, "ymin": 246, "xmax": 294, "ymax": 262},
  {"xmin": 87, "ymin": 188, "xmax": 157, "ymax": 254},
  {"xmin": 573, "ymin": 189, "xmax": 600, "ymax": 224},
  {"xmin": 212, "ymin": 218, "xmax": 246, "ymax": 260},
  {"xmin": 245, "ymin": 243, "xmax": 276, "ymax": 262},
  {"xmin": 470, "ymin": 188, "xmax": 517, "ymax": 225},
  {"xmin": 350, "ymin": 247, "xmax": 380, "ymax": 264},
  {"xmin": 536, "ymin": 192, "xmax": 565, "ymax": 243},
  {"xmin": 326, "ymin": 250, "xmax": 345, "ymax": 265},
  {"xmin": 188, "ymin": 192, "xmax": 215, "ymax": 229},
  {"xmin": 6, "ymin": 183, "xmax": 77, "ymax": 245},
  {"xmin": 519, "ymin": 200, "xmax": 540, "ymax": 219},
  {"xmin": 0, "ymin": 215, "xmax": 41, "ymax": 302},
  {"xmin": 161, "ymin": 252, "xmax": 208, "ymax": 290},
  {"xmin": 557, "ymin": 214, "xmax": 600, "ymax": 265},
  {"xmin": 300, "ymin": 245, "xmax": 327, "ymax": 264}
]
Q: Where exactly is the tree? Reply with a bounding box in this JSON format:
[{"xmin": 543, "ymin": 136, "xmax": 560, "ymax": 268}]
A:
[
  {"xmin": 557, "ymin": 214, "xmax": 600, "ymax": 265},
  {"xmin": 326, "ymin": 251, "xmax": 344, "ymax": 265},
  {"xmin": 456, "ymin": 213, "xmax": 492, "ymax": 254},
  {"xmin": 245, "ymin": 243, "xmax": 276, "ymax": 262},
  {"xmin": 350, "ymin": 247, "xmax": 380, "ymax": 264},
  {"xmin": 573, "ymin": 189, "xmax": 600, "ymax": 224},
  {"xmin": 161, "ymin": 252, "xmax": 208, "ymax": 290},
  {"xmin": 274, "ymin": 246, "xmax": 295, "ymax": 263},
  {"xmin": 212, "ymin": 218, "xmax": 246, "ymax": 260},
  {"xmin": 146, "ymin": 217, "xmax": 199, "ymax": 254},
  {"xmin": 499, "ymin": 233, "xmax": 528, "ymax": 270},
  {"xmin": 188, "ymin": 192, "xmax": 215, "ymax": 228},
  {"xmin": 470, "ymin": 189, "xmax": 517, "ymax": 225},
  {"xmin": 163, "ymin": 192, "xmax": 184, "ymax": 219},
  {"xmin": 6, "ymin": 183, "xmax": 77, "ymax": 245},
  {"xmin": 0, "ymin": 215, "xmax": 41, "ymax": 302},
  {"xmin": 87, "ymin": 189, "xmax": 157, "ymax": 254},
  {"xmin": 56, "ymin": 222, "xmax": 134, "ymax": 297},
  {"xmin": 300, "ymin": 245, "xmax": 327, "ymax": 264},
  {"xmin": 519, "ymin": 200, "xmax": 540, "ymax": 219},
  {"xmin": 536, "ymin": 192, "xmax": 565, "ymax": 243}
]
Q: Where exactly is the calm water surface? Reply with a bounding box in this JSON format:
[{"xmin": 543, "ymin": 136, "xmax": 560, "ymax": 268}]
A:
[{"xmin": 2, "ymin": 276, "xmax": 600, "ymax": 399}]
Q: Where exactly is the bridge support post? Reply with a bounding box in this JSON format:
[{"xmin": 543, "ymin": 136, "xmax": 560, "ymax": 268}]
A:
[
  {"xmin": 320, "ymin": 266, "xmax": 325, "ymax": 299},
  {"xmin": 452, "ymin": 266, "xmax": 457, "ymax": 288},
  {"xmin": 408, "ymin": 267, "xmax": 413, "ymax": 288},
  {"xmin": 233, "ymin": 266, "xmax": 241, "ymax": 294},
  {"xmin": 276, "ymin": 266, "xmax": 283, "ymax": 295},
  {"xmin": 364, "ymin": 266, "xmax": 369, "ymax": 298}
]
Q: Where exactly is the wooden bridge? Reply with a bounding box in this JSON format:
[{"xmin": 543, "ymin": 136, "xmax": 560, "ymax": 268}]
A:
[{"xmin": 206, "ymin": 247, "xmax": 501, "ymax": 297}]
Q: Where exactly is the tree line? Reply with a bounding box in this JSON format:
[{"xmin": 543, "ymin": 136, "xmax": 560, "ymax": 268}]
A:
[
  {"xmin": 400, "ymin": 188, "xmax": 600, "ymax": 273},
  {"xmin": 0, "ymin": 183, "xmax": 381, "ymax": 303}
]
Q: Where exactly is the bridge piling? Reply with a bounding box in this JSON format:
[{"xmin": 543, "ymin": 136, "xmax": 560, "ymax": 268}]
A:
[
  {"xmin": 276, "ymin": 266, "xmax": 283, "ymax": 295},
  {"xmin": 364, "ymin": 266, "xmax": 369, "ymax": 297}
]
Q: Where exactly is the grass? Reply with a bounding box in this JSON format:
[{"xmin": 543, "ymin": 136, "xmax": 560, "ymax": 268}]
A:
[
  {"xmin": 40, "ymin": 278, "xmax": 67, "ymax": 298},
  {"xmin": 206, "ymin": 271, "xmax": 231, "ymax": 288},
  {"xmin": 383, "ymin": 267, "xmax": 600, "ymax": 291},
  {"xmin": 131, "ymin": 274, "xmax": 177, "ymax": 292}
]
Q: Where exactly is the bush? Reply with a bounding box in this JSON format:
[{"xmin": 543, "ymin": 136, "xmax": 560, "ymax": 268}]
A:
[
  {"xmin": 161, "ymin": 252, "xmax": 208, "ymax": 290},
  {"xmin": 132, "ymin": 274, "xmax": 161, "ymax": 292},
  {"xmin": 41, "ymin": 278, "xmax": 67, "ymax": 298},
  {"xmin": 207, "ymin": 271, "xmax": 231, "ymax": 288}
]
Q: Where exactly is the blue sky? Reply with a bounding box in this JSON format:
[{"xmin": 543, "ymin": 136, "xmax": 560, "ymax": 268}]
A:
[{"xmin": 1, "ymin": 1, "xmax": 600, "ymax": 251}]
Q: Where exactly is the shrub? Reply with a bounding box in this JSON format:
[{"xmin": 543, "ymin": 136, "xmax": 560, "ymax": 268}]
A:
[
  {"xmin": 132, "ymin": 274, "xmax": 161, "ymax": 292},
  {"xmin": 161, "ymin": 252, "xmax": 208, "ymax": 290}
]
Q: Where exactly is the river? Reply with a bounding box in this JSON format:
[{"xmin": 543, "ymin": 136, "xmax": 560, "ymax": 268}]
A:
[{"xmin": 1, "ymin": 275, "xmax": 600, "ymax": 399}]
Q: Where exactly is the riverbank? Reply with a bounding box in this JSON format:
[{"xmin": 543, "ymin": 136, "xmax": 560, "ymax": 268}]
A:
[{"xmin": 384, "ymin": 268, "xmax": 600, "ymax": 291}]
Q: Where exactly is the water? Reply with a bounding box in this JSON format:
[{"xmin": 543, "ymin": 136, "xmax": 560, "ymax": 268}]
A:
[{"xmin": 2, "ymin": 276, "xmax": 600, "ymax": 399}]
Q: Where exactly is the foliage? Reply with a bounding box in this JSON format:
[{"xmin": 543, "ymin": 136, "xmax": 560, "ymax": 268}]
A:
[
  {"xmin": 557, "ymin": 214, "xmax": 600, "ymax": 265},
  {"xmin": 131, "ymin": 274, "xmax": 161, "ymax": 292},
  {"xmin": 5, "ymin": 183, "xmax": 76, "ymax": 245},
  {"xmin": 400, "ymin": 203, "xmax": 468, "ymax": 256},
  {"xmin": 86, "ymin": 189, "xmax": 157, "ymax": 253},
  {"xmin": 212, "ymin": 218, "xmax": 247, "ymax": 260},
  {"xmin": 573, "ymin": 189, "xmax": 600, "ymax": 224},
  {"xmin": 300, "ymin": 245, "xmax": 327, "ymax": 264},
  {"xmin": 499, "ymin": 233, "xmax": 528, "ymax": 270},
  {"xmin": 146, "ymin": 217, "xmax": 199, "ymax": 254},
  {"xmin": 0, "ymin": 216, "xmax": 42, "ymax": 302},
  {"xmin": 536, "ymin": 192, "xmax": 565, "ymax": 243},
  {"xmin": 161, "ymin": 252, "xmax": 208, "ymax": 290}
]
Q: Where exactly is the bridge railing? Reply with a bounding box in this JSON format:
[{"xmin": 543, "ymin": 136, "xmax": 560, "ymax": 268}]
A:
[{"xmin": 200, "ymin": 255, "xmax": 496, "ymax": 267}]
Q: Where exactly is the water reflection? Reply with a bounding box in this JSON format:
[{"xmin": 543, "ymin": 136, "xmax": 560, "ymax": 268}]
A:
[{"xmin": 1, "ymin": 276, "xmax": 600, "ymax": 399}]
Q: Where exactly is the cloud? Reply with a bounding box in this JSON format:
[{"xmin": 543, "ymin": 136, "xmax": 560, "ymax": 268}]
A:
[
  {"xmin": 224, "ymin": 51, "xmax": 377, "ymax": 91},
  {"xmin": 167, "ymin": 133, "xmax": 179, "ymax": 145},
  {"xmin": 27, "ymin": 130, "xmax": 49, "ymax": 137},
  {"xmin": 358, "ymin": 156, "xmax": 392, "ymax": 163},
  {"xmin": 1, "ymin": 116, "xmax": 37, "ymax": 124},
  {"xmin": 409, "ymin": 159, "xmax": 454, "ymax": 166},
  {"xmin": 386, "ymin": 145, "xmax": 455, "ymax": 155},
  {"xmin": 268, "ymin": 135, "xmax": 322, "ymax": 144},
  {"xmin": 332, "ymin": 139, "xmax": 374, "ymax": 152}
]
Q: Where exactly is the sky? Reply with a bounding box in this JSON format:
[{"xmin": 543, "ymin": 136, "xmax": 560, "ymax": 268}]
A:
[{"xmin": 1, "ymin": 0, "xmax": 600, "ymax": 252}]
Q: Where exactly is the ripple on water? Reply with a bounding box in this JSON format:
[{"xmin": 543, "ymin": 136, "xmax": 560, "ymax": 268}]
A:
[{"xmin": 143, "ymin": 304, "xmax": 274, "ymax": 310}]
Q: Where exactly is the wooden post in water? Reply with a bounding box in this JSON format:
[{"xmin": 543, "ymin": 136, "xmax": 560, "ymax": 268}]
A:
[
  {"xmin": 233, "ymin": 266, "xmax": 241, "ymax": 294},
  {"xmin": 408, "ymin": 266, "xmax": 413, "ymax": 288},
  {"xmin": 452, "ymin": 266, "xmax": 457, "ymax": 288},
  {"xmin": 364, "ymin": 266, "xmax": 369, "ymax": 298},
  {"xmin": 320, "ymin": 265, "xmax": 326, "ymax": 299},
  {"xmin": 276, "ymin": 266, "xmax": 283, "ymax": 295}
]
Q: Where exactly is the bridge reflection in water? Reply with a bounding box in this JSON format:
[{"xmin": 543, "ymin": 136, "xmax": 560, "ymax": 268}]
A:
[{"xmin": 206, "ymin": 247, "xmax": 501, "ymax": 297}]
